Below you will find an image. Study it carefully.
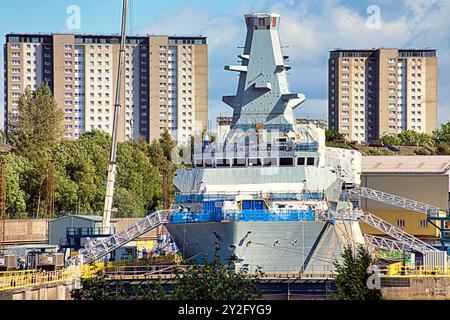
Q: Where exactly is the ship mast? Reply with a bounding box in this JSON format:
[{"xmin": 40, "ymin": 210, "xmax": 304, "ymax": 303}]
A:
[{"xmin": 102, "ymin": 0, "xmax": 128, "ymax": 234}]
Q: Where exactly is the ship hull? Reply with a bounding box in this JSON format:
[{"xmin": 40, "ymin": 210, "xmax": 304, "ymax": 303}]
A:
[{"xmin": 166, "ymin": 220, "xmax": 355, "ymax": 274}]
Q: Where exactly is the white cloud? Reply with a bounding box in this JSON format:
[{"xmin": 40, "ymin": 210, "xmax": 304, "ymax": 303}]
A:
[{"xmin": 137, "ymin": 0, "xmax": 450, "ymax": 125}]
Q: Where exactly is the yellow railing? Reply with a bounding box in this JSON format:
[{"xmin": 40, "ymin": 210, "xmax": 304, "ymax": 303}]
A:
[
  {"xmin": 387, "ymin": 262, "xmax": 404, "ymax": 276},
  {"xmin": 382, "ymin": 263, "xmax": 450, "ymax": 278},
  {"xmin": 0, "ymin": 263, "xmax": 106, "ymax": 292}
]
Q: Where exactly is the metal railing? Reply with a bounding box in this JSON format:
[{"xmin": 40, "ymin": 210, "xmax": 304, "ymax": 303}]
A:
[
  {"xmin": 342, "ymin": 187, "xmax": 442, "ymax": 216},
  {"xmin": 0, "ymin": 264, "xmax": 105, "ymax": 292},
  {"xmin": 379, "ymin": 264, "xmax": 450, "ymax": 278},
  {"xmin": 169, "ymin": 210, "xmax": 317, "ymax": 224},
  {"xmin": 103, "ymin": 264, "xmax": 336, "ymax": 280},
  {"xmin": 66, "ymin": 227, "xmax": 111, "ymax": 237},
  {"xmin": 175, "ymin": 191, "xmax": 325, "ymax": 203},
  {"xmin": 331, "ymin": 210, "xmax": 438, "ymax": 254}
]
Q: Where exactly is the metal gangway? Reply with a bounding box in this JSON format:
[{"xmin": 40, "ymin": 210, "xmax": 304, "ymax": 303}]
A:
[
  {"xmin": 342, "ymin": 187, "xmax": 442, "ymax": 216},
  {"xmin": 68, "ymin": 210, "xmax": 175, "ymax": 266},
  {"xmin": 339, "ymin": 186, "xmax": 446, "ymax": 253},
  {"xmin": 332, "ymin": 209, "xmax": 439, "ymax": 254},
  {"xmin": 364, "ymin": 234, "xmax": 409, "ymax": 253}
]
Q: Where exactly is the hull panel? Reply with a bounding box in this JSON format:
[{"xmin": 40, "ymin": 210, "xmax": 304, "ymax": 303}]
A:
[{"xmin": 166, "ymin": 220, "xmax": 352, "ymax": 274}]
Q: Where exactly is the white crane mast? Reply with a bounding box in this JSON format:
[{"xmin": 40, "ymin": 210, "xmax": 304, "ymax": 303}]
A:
[{"xmin": 102, "ymin": 0, "xmax": 128, "ymax": 234}]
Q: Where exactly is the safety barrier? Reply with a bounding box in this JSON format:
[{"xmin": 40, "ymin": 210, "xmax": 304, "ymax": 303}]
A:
[
  {"xmin": 175, "ymin": 191, "xmax": 325, "ymax": 203},
  {"xmin": 380, "ymin": 264, "xmax": 450, "ymax": 278},
  {"xmin": 169, "ymin": 210, "xmax": 316, "ymax": 224},
  {"xmin": 0, "ymin": 263, "xmax": 105, "ymax": 292},
  {"xmin": 225, "ymin": 210, "xmax": 315, "ymax": 222}
]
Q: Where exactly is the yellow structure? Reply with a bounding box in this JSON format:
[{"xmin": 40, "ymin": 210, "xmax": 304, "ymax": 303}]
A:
[{"xmin": 360, "ymin": 156, "xmax": 450, "ymax": 240}]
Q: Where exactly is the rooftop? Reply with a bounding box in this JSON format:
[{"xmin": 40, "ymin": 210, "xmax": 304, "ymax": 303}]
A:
[
  {"xmin": 51, "ymin": 215, "xmax": 117, "ymax": 223},
  {"xmin": 330, "ymin": 48, "xmax": 436, "ymax": 52},
  {"xmin": 362, "ymin": 156, "xmax": 450, "ymax": 175},
  {"xmin": 6, "ymin": 33, "xmax": 206, "ymax": 39}
]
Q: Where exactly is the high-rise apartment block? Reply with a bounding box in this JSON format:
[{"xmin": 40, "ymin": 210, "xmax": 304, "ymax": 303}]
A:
[
  {"xmin": 4, "ymin": 33, "xmax": 208, "ymax": 144},
  {"xmin": 328, "ymin": 49, "xmax": 437, "ymax": 142}
]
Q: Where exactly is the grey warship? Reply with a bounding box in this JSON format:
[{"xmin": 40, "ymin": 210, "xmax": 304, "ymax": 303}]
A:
[{"xmin": 166, "ymin": 13, "xmax": 364, "ymax": 274}]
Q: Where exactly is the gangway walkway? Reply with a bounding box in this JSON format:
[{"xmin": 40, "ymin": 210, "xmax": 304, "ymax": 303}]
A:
[
  {"xmin": 364, "ymin": 234, "xmax": 408, "ymax": 253},
  {"xmin": 68, "ymin": 210, "xmax": 175, "ymax": 265},
  {"xmin": 342, "ymin": 187, "xmax": 442, "ymax": 216},
  {"xmin": 332, "ymin": 210, "xmax": 439, "ymax": 254}
]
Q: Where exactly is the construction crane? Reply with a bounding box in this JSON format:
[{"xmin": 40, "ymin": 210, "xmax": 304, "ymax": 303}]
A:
[{"xmin": 102, "ymin": 0, "xmax": 128, "ymax": 235}]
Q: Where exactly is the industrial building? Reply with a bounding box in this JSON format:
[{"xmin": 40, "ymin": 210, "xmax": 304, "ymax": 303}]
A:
[
  {"xmin": 360, "ymin": 155, "xmax": 450, "ymax": 240},
  {"xmin": 328, "ymin": 48, "xmax": 437, "ymax": 142},
  {"xmin": 4, "ymin": 33, "xmax": 208, "ymax": 144}
]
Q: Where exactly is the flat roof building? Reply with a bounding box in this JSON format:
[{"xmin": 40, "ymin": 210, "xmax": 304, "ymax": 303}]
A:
[{"xmin": 360, "ymin": 156, "xmax": 450, "ymax": 240}]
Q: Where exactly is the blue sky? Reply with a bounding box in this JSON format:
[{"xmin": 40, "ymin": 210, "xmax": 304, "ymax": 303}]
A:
[{"xmin": 1, "ymin": 0, "xmax": 450, "ymax": 130}]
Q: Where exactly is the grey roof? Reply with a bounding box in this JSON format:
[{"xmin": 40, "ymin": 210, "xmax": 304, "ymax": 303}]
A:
[
  {"xmin": 50, "ymin": 215, "xmax": 117, "ymax": 223},
  {"xmin": 362, "ymin": 156, "xmax": 450, "ymax": 174}
]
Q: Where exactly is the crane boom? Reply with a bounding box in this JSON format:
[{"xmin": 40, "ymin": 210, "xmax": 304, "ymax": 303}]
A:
[{"xmin": 103, "ymin": 0, "xmax": 128, "ymax": 234}]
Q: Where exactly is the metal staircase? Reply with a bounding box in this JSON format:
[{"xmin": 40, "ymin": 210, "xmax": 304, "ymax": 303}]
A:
[
  {"xmin": 68, "ymin": 210, "xmax": 175, "ymax": 265},
  {"xmin": 331, "ymin": 210, "xmax": 439, "ymax": 254},
  {"xmin": 342, "ymin": 187, "xmax": 441, "ymax": 216}
]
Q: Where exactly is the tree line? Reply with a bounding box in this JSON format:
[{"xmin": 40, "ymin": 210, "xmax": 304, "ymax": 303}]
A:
[
  {"xmin": 4, "ymin": 83, "xmax": 177, "ymax": 219},
  {"xmin": 326, "ymin": 123, "xmax": 450, "ymax": 155}
]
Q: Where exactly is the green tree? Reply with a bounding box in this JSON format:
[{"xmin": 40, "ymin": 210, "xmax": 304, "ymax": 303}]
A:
[
  {"xmin": 397, "ymin": 130, "xmax": 433, "ymax": 147},
  {"xmin": 325, "ymin": 130, "xmax": 344, "ymax": 142},
  {"xmin": 8, "ymin": 83, "xmax": 65, "ymax": 150},
  {"xmin": 333, "ymin": 245, "xmax": 382, "ymax": 300},
  {"xmin": 171, "ymin": 254, "xmax": 263, "ymax": 300},
  {"xmin": 7, "ymin": 83, "xmax": 65, "ymax": 218},
  {"xmin": 112, "ymin": 187, "xmax": 145, "ymax": 218},
  {"xmin": 435, "ymin": 143, "xmax": 450, "ymax": 155},
  {"xmin": 381, "ymin": 134, "xmax": 401, "ymax": 146},
  {"xmin": 433, "ymin": 122, "xmax": 450, "ymax": 144},
  {"xmin": 159, "ymin": 129, "xmax": 176, "ymax": 162},
  {"xmin": 4, "ymin": 153, "xmax": 29, "ymax": 218},
  {"xmin": 116, "ymin": 141, "xmax": 163, "ymax": 214},
  {"xmin": 363, "ymin": 148, "xmax": 396, "ymax": 156},
  {"xmin": 71, "ymin": 270, "xmax": 166, "ymax": 300}
]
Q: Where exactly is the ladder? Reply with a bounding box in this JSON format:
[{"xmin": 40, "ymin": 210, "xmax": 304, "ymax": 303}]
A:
[
  {"xmin": 331, "ymin": 210, "xmax": 439, "ymax": 254},
  {"xmin": 342, "ymin": 187, "xmax": 441, "ymax": 216},
  {"xmin": 68, "ymin": 210, "xmax": 175, "ymax": 265}
]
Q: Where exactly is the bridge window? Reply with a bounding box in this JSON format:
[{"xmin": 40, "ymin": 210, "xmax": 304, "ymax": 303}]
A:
[
  {"xmin": 297, "ymin": 157, "xmax": 305, "ymax": 166},
  {"xmin": 279, "ymin": 157, "xmax": 294, "ymax": 166},
  {"xmin": 204, "ymin": 159, "xmax": 213, "ymax": 168},
  {"xmin": 271, "ymin": 17, "xmax": 277, "ymax": 28},
  {"xmin": 216, "ymin": 159, "xmax": 231, "ymax": 167},
  {"xmin": 307, "ymin": 157, "xmax": 315, "ymax": 166},
  {"xmin": 195, "ymin": 160, "xmax": 203, "ymax": 168},
  {"xmin": 248, "ymin": 158, "xmax": 262, "ymax": 167},
  {"xmin": 232, "ymin": 158, "xmax": 246, "ymax": 167},
  {"xmin": 263, "ymin": 158, "xmax": 277, "ymax": 166}
]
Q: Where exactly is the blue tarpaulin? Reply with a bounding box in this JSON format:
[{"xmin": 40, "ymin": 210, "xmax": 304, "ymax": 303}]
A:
[{"xmin": 169, "ymin": 209, "xmax": 315, "ymax": 224}]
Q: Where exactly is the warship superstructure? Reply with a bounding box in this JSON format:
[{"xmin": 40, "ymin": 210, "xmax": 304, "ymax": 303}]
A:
[{"xmin": 166, "ymin": 13, "xmax": 364, "ymax": 274}]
